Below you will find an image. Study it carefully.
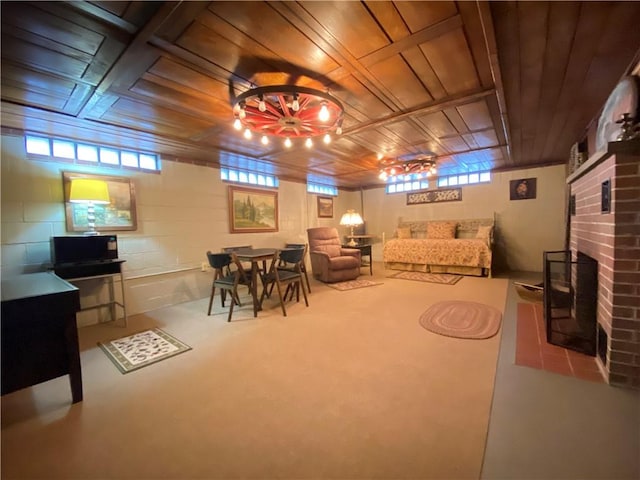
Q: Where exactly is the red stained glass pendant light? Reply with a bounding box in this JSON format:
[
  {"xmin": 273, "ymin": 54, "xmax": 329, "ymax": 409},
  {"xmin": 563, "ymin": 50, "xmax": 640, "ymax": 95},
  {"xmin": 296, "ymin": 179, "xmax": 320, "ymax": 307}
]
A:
[{"xmin": 232, "ymin": 85, "xmax": 344, "ymax": 148}]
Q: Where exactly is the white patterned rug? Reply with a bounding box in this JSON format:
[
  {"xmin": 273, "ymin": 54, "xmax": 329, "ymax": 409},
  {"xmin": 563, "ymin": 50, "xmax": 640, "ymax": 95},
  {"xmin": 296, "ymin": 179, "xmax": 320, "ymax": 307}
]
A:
[
  {"xmin": 327, "ymin": 279, "xmax": 383, "ymax": 291},
  {"xmin": 98, "ymin": 328, "xmax": 192, "ymax": 374}
]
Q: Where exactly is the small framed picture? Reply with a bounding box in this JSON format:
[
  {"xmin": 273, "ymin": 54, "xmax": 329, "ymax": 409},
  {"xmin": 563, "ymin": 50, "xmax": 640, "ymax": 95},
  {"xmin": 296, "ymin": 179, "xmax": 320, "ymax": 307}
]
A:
[
  {"xmin": 317, "ymin": 196, "xmax": 333, "ymax": 218},
  {"xmin": 510, "ymin": 178, "xmax": 537, "ymax": 200}
]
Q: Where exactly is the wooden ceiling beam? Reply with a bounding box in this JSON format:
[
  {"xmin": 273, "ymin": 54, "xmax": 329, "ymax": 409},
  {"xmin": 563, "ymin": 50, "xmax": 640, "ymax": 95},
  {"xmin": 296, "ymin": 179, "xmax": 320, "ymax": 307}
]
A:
[
  {"xmin": 77, "ymin": 2, "xmax": 198, "ymax": 119},
  {"xmin": 359, "ymin": 15, "xmax": 463, "ymax": 68},
  {"xmin": 476, "ymin": 1, "xmax": 513, "ymax": 166},
  {"xmin": 342, "ymin": 88, "xmax": 495, "ymax": 136},
  {"xmin": 269, "ymin": 2, "xmax": 410, "ymax": 112}
]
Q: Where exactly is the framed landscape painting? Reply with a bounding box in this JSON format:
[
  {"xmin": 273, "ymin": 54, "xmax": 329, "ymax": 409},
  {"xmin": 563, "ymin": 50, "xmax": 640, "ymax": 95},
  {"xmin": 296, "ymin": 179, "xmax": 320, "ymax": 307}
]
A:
[
  {"xmin": 62, "ymin": 171, "xmax": 137, "ymax": 232},
  {"xmin": 317, "ymin": 196, "xmax": 333, "ymax": 218},
  {"xmin": 228, "ymin": 186, "xmax": 278, "ymax": 233}
]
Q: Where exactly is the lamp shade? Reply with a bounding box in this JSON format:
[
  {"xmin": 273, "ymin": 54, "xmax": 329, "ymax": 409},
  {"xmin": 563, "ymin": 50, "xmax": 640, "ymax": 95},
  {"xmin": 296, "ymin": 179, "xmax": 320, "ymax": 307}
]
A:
[
  {"xmin": 339, "ymin": 210, "xmax": 363, "ymax": 227},
  {"xmin": 69, "ymin": 179, "xmax": 110, "ymax": 204}
]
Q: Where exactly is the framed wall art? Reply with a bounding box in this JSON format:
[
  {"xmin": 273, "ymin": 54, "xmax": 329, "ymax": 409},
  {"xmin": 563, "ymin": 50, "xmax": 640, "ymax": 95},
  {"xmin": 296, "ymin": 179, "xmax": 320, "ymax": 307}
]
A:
[
  {"xmin": 407, "ymin": 188, "xmax": 462, "ymax": 205},
  {"xmin": 62, "ymin": 171, "xmax": 137, "ymax": 232},
  {"xmin": 228, "ymin": 186, "xmax": 278, "ymax": 233},
  {"xmin": 317, "ymin": 196, "xmax": 334, "ymax": 218},
  {"xmin": 510, "ymin": 178, "xmax": 537, "ymax": 200}
]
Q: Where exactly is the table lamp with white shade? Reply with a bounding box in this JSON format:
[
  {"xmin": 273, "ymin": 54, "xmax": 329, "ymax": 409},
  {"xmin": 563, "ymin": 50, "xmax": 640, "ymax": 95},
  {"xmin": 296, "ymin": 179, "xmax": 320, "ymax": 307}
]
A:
[
  {"xmin": 69, "ymin": 178, "xmax": 111, "ymax": 235},
  {"xmin": 339, "ymin": 209, "xmax": 364, "ymax": 247}
]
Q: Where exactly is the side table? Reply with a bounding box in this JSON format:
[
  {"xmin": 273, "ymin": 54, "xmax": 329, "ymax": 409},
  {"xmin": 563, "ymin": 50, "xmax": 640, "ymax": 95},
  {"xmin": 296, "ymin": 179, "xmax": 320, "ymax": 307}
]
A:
[{"xmin": 343, "ymin": 244, "xmax": 372, "ymax": 275}]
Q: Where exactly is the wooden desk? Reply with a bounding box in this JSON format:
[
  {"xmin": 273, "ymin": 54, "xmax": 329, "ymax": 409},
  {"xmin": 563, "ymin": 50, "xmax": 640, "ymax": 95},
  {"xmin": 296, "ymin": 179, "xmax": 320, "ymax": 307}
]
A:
[
  {"xmin": 235, "ymin": 248, "xmax": 277, "ymax": 316},
  {"xmin": 52, "ymin": 259, "xmax": 127, "ymax": 327},
  {"xmin": 1, "ymin": 272, "xmax": 83, "ymax": 403}
]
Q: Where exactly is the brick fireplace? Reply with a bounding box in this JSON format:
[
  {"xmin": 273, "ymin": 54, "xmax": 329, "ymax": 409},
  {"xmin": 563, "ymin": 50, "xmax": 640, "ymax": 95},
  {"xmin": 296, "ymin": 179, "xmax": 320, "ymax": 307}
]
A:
[{"xmin": 567, "ymin": 139, "xmax": 640, "ymax": 388}]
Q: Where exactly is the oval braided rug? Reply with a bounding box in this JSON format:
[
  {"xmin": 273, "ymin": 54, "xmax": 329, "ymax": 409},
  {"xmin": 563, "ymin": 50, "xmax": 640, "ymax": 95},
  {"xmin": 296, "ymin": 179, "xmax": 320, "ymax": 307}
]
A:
[{"xmin": 419, "ymin": 301, "xmax": 502, "ymax": 339}]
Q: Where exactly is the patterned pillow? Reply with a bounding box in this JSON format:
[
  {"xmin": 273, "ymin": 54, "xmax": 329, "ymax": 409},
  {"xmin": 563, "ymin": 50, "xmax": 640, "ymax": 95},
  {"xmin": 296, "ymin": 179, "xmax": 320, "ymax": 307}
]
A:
[
  {"xmin": 396, "ymin": 227, "xmax": 412, "ymax": 239},
  {"xmin": 426, "ymin": 221, "xmax": 457, "ymax": 239},
  {"xmin": 476, "ymin": 225, "xmax": 493, "ymax": 243}
]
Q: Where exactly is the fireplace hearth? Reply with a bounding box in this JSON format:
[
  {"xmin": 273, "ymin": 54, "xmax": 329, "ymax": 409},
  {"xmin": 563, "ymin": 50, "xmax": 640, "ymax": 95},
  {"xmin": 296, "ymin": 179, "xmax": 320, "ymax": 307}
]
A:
[{"xmin": 543, "ymin": 251, "xmax": 598, "ymax": 356}]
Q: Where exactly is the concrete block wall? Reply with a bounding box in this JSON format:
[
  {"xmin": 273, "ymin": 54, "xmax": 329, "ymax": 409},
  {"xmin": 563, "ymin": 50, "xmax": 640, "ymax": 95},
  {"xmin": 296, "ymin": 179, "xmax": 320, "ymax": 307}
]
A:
[{"xmin": 1, "ymin": 133, "xmax": 358, "ymax": 325}]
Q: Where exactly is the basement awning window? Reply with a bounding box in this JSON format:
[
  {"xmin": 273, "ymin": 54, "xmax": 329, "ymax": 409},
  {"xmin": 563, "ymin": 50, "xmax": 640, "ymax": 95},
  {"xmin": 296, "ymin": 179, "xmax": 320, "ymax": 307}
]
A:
[
  {"xmin": 220, "ymin": 167, "xmax": 279, "ymax": 188},
  {"xmin": 307, "ymin": 183, "xmax": 337, "ymax": 196},
  {"xmin": 438, "ymin": 171, "xmax": 491, "ymax": 187},
  {"xmin": 25, "ymin": 135, "xmax": 161, "ymax": 172}
]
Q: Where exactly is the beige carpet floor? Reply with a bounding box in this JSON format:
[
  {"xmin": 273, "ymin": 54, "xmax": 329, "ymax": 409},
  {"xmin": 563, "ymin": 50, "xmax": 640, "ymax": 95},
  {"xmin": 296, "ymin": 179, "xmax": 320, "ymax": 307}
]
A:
[{"xmin": 1, "ymin": 265, "xmax": 508, "ymax": 479}]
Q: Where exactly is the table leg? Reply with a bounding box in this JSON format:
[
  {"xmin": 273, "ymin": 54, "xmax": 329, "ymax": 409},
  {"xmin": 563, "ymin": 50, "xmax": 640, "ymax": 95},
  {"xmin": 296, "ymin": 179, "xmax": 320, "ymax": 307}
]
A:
[
  {"xmin": 65, "ymin": 316, "xmax": 83, "ymax": 403},
  {"xmin": 251, "ymin": 262, "xmax": 259, "ymax": 317}
]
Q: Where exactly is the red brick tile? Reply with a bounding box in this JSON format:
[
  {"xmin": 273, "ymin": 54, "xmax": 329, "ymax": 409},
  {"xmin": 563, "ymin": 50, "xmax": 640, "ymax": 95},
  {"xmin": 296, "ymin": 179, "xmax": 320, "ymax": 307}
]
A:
[
  {"xmin": 542, "ymin": 355, "xmax": 573, "ymax": 376},
  {"xmin": 515, "ymin": 300, "xmax": 606, "ymax": 383},
  {"xmin": 540, "ymin": 342, "xmax": 570, "ymax": 356},
  {"xmin": 568, "ymin": 353, "xmax": 599, "ymax": 371},
  {"xmin": 516, "ymin": 339, "xmax": 541, "ymax": 357},
  {"xmin": 515, "ymin": 352, "xmax": 543, "ymax": 369},
  {"xmin": 572, "ymin": 367, "xmax": 605, "ymax": 383}
]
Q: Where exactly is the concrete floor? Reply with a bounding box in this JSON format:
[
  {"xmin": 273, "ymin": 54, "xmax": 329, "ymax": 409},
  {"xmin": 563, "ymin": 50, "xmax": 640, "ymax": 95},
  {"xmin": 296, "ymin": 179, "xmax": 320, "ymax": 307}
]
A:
[{"xmin": 482, "ymin": 272, "xmax": 640, "ymax": 480}]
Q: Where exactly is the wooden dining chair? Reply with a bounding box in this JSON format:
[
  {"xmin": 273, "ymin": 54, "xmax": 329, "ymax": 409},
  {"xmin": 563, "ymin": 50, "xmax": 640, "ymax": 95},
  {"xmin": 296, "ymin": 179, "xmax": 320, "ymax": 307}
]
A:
[
  {"xmin": 206, "ymin": 251, "xmax": 252, "ymax": 322},
  {"xmin": 267, "ymin": 243, "xmax": 311, "ymax": 298},
  {"xmin": 284, "ymin": 243, "xmax": 311, "ymax": 294},
  {"xmin": 259, "ymin": 249, "xmax": 309, "ymax": 317}
]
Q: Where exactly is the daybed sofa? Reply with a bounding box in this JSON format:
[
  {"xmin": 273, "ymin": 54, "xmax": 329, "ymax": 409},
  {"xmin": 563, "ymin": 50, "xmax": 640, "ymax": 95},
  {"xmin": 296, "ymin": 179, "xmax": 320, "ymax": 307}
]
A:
[{"xmin": 383, "ymin": 217, "xmax": 494, "ymax": 277}]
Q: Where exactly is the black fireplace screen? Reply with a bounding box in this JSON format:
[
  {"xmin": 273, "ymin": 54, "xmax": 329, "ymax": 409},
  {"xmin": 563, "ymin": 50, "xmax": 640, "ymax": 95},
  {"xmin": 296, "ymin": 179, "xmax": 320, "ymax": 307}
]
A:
[{"xmin": 543, "ymin": 250, "xmax": 598, "ymax": 356}]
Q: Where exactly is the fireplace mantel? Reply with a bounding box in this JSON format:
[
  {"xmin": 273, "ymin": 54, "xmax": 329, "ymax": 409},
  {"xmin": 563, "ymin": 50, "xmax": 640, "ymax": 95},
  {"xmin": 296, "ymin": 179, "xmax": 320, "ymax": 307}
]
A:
[{"xmin": 567, "ymin": 138, "xmax": 640, "ymax": 184}]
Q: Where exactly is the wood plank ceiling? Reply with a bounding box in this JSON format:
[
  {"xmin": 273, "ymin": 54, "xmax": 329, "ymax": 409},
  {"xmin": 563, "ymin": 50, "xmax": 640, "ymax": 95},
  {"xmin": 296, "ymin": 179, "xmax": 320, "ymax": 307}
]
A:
[{"xmin": 1, "ymin": 1, "xmax": 639, "ymax": 190}]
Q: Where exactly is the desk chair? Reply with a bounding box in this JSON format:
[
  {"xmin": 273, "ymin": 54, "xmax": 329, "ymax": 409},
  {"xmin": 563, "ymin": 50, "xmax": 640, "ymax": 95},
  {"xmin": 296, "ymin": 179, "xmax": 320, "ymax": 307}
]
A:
[
  {"xmin": 260, "ymin": 249, "xmax": 309, "ymax": 317},
  {"xmin": 206, "ymin": 251, "xmax": 252, "ymax": 322}
]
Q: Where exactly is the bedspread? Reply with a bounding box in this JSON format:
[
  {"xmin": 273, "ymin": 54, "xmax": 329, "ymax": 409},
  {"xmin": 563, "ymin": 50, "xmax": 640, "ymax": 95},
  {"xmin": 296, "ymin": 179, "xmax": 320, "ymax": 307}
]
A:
[{"xmin": 383, "ymin": 238, "xmax": 492, "ymax": 270}]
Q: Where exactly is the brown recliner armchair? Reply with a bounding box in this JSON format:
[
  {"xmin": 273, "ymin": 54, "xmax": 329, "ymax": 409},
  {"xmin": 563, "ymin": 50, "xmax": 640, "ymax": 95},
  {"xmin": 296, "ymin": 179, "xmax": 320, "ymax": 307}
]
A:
[{"xmin": 307, "ymin": 227, "xmax": 361, "ymax": 283}]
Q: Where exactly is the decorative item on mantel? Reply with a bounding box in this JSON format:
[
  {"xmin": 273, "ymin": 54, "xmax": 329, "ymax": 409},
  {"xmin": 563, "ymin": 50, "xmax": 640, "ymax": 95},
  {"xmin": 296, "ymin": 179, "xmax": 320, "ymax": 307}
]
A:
[
  {"xmin": 595, "ymin": 75, "xmax": 639, "ymax": 151},
  {"xmin": 569, "ymin": 141, "xmax": 587, "ymax": 173},
  {"xmin": 615, "ymin": 113, "xmax": 640, "ymax": 141}
]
